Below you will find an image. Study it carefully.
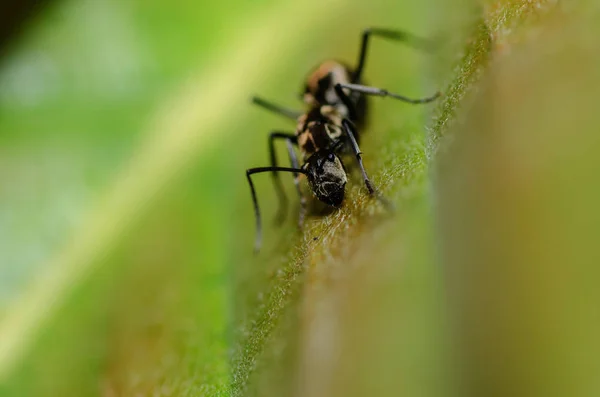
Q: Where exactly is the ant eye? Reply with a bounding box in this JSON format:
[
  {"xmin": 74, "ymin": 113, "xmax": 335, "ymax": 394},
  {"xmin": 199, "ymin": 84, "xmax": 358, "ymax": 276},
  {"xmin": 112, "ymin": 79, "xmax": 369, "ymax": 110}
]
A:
[{"xmin": 327, "ymin": 153, "xmax": 335, "ymax": 161}]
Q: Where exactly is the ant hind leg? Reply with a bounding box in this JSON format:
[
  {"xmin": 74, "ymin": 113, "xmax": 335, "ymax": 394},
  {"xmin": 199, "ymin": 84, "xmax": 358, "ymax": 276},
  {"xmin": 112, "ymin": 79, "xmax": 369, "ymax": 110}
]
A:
[{"xmin": 353, "ymin": 27, "xmax": 434, "ymax": 83}]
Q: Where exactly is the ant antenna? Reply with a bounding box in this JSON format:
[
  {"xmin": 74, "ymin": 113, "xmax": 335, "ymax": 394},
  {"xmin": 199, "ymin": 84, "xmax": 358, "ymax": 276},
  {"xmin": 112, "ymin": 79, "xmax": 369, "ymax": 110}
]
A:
[{"xmin": 246, "ymin": 166, "xmax": 308, "ymax": 253}]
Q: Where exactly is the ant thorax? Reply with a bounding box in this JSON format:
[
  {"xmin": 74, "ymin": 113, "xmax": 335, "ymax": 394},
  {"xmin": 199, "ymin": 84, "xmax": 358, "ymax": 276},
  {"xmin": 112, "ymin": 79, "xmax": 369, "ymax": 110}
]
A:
[{"xmin": 296, "ymin": 105, "xmax": 344, "ymax": 160}]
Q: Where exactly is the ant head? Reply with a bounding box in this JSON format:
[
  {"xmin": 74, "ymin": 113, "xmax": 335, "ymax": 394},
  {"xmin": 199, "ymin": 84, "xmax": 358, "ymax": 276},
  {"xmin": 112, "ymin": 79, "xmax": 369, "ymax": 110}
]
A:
[{"xmin": 304, "ymin": 150, "xmax": 347, "ymax": 207}]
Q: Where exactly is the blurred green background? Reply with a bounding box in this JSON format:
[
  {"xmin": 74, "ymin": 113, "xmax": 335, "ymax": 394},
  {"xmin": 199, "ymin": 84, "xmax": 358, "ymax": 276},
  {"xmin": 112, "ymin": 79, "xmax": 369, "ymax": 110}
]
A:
[{"xmin": 2, "ymin": 0, "xmax": 600, "ymax": 396}]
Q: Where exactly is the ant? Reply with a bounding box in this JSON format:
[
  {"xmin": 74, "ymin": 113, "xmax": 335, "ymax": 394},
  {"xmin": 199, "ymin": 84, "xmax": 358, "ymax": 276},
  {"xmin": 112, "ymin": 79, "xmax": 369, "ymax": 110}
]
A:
[{"xmin": 246, "ymin": 28, "xmax": 440, "ymax": 251}]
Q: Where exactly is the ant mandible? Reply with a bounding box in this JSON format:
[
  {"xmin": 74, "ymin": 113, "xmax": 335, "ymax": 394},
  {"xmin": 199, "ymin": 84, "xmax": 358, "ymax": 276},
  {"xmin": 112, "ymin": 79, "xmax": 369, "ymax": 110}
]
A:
[{"xmin": 246, "ymin": 28, "xmax": 440, "ymax": 251}]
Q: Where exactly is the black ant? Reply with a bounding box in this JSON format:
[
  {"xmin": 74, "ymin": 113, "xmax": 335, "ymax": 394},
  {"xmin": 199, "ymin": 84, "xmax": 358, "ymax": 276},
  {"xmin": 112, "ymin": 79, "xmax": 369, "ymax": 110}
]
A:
[{"xmin": 246, "ymin": 28, "xmax": 440, "ymax": 251}]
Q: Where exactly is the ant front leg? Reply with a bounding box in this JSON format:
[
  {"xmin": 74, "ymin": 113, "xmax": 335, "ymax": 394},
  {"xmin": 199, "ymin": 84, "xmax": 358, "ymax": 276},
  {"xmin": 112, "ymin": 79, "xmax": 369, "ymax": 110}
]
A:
[
  {"xmin": 353, "ymin": 28, "xmax": 433, "ymax": 83},
  {"xmin": 268, "ymin": 132, "xmax": 298, "ymax": 225},
  {"xmin": 285, "ymin": 139, "xmax": 307, "ymax": 228},
  {"xmin": 340, "ymin": 119, "xmax": 376, "ymax": 195},
  {"xmin": 340, "ymin": 119, "xmax": 394, "ymax": 211}
]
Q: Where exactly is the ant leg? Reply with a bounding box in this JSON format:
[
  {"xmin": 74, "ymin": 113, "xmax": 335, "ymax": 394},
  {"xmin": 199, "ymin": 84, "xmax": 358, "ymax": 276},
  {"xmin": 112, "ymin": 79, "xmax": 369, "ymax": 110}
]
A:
[
  {"xmin": 340, "ymin": 119, "xmax": 394, "ymax": 210},
  {"xmin": 268, "ymin": 132, "xmax": 298, "ymax": 225},
  {"xmin": 335, "ymin": 84, "xmax": 393, "ymax": 206},
  {"xmin": 338, "ymin": 83, "xmax": 440, "ymax": 104},
  {"xmin": 285, "ymin": 139, "xmax": 307, "ymax": 228},
  {"xmin": 252, "ymin": 96, "xmax": 302, "ymax": 120},
  {"xmin": 246, "ymin": 166, "xmax": 308, "ymax": 253},
  {"xmin": 340, "ymin": 119, "xmax": 376, "ymax": 195},
  {"xmin": 353, "ymin": 28, "xmax": 433, "ymax": 83}
]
